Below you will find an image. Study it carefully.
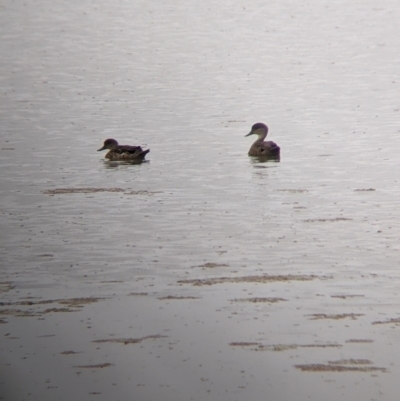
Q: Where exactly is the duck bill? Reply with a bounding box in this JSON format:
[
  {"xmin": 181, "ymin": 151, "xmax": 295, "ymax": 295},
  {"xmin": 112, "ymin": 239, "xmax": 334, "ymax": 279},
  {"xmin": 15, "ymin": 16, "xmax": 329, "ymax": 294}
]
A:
[
  {"xmin": 245, "ymin": 131, "xmax": 254, "ymax": 137},
  {"xmin": 97, "ymin": 146, "xmax": 106, "ymax": 151}
]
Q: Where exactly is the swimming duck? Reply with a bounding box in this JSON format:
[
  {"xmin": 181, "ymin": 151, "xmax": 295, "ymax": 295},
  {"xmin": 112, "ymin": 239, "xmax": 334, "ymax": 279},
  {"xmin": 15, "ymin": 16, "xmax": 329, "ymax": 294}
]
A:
[
  {"xmin": 97, "ymin": 139, "xmax": 150, "ymax": 161},
  {"xmin": 245, "ymin": 123, "xmax": 280, "ymax": 159}
]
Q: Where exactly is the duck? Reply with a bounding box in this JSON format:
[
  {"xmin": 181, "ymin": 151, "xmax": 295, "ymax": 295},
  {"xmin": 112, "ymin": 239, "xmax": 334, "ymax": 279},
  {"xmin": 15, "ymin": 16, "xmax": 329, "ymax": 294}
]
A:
[
  {"xmin": 97, "ymin": 138, "xmax": 150, "ymax": 161},
  {"xmin": 245, "ymin": 122, "xmax": 280, "ymax": 159}
]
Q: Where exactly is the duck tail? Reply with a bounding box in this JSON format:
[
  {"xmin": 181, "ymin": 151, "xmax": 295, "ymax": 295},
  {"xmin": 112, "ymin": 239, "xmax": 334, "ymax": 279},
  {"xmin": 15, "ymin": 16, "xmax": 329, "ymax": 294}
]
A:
[
  {"xmin": 138, "ymin": 149, "xmax": 150, "ymax": 159},
  {"xmin": 271, "ymin": 143, "xmax": 280, "ymax": 155}
]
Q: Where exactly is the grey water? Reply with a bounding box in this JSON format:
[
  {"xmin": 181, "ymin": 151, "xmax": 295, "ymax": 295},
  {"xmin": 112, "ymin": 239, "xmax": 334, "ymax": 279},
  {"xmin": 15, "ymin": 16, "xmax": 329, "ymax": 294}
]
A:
[{"xmin": 1, "ymin": 0, "xmax": 400, "ymax": 400}]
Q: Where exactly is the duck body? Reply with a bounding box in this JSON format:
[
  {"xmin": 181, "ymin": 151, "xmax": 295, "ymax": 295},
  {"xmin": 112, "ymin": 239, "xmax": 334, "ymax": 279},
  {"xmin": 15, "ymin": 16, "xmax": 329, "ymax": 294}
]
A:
[
  {"xmin": 245, "ymin": 122, "xmax": 280, "ymax": 159},
  {"xmin": 98, "ymin": 139, "xmax": 150, "ymax": 161}
]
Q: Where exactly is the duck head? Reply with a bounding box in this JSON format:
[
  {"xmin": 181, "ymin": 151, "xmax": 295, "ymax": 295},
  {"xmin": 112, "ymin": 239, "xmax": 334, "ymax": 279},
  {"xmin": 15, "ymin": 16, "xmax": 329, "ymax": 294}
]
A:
[
  {"xmin": 245, "ymin": 122, "xmax": 269, "ymax": 138},
  {"xmin": 98, "ymin": 138, "xmax": 119, "ymax": 151}
]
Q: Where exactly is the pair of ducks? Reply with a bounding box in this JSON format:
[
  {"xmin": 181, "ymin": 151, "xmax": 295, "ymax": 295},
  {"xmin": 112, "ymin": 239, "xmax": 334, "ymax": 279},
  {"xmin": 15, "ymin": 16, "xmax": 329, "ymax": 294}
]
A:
[{"xmin": 97, "ymin": 122, "xmax": 279, "ymax": 162}]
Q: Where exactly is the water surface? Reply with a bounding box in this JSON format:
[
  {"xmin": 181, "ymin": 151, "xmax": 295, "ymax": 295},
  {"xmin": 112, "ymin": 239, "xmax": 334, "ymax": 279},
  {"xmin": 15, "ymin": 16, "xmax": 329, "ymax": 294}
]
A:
[{"xmin": 1, "ymin": 0, "xmax": 400, "ymax": 400}]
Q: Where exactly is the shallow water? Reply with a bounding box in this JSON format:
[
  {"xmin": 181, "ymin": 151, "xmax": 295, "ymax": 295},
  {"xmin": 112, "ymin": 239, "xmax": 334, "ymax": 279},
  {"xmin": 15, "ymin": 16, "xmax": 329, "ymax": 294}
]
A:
[{"xmin": 1, "ymin": 0, "xmax": 400, "ymax": 400}]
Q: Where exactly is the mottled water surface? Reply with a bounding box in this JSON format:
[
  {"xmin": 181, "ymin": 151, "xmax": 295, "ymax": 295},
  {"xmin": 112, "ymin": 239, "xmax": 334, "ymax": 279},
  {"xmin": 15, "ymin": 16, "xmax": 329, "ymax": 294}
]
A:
[{"xmin": 1, "ymin": 0, "xmax": 400, "ymax": 400}]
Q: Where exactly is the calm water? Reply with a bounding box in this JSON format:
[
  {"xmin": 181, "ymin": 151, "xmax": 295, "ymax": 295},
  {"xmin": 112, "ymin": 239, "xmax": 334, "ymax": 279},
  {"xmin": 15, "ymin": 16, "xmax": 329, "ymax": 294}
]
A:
[{"xmin": 1, "ymin": 0, "xmax": 400, "ymax": 400}]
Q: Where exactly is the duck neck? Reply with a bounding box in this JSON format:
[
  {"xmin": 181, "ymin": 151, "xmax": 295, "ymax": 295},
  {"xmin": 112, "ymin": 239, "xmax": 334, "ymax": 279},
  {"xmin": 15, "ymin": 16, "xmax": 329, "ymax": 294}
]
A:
[{"xmin": 255, "ymin": 131, "xmax": 267, "ymax": 142}]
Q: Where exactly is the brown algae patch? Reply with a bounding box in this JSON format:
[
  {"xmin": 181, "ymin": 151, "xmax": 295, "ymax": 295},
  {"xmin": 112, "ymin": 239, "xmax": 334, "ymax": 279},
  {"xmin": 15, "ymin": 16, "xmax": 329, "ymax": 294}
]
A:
[
  {"xmin": 372, "ymin": 318, "xmax": 400, "ymax": 325},
  {"xmin": 124, "ymin": 190, "xmax": 162, "ymax": 196},
  {"xmin": 328, "ymin": 359, "xmax": 372, "ymax": 365},
  {"xmin": 0, "ymin": 297, "xmax": 105, "ymax": 318},
  {"xmin": 0, "ymin": 282, "xmax": 15, "ymax": 293},
  {"xmin": 93, "ymin": 334, "xmax": 167, "ymax": 345},
  {"xmin": 1, "ymin": 307, "xmax": 78, "ymax": 316},
  {"xmin": 354, "ymin": 188, "xmax": 376, "ymax": 192},
  {"xmin": 43, "ymin": 307, "xmax": 76, "ymax": 314},
  {"xmin": 128, "ymin": 292, "xmax": 148, "ymax": 296},
  {"xmin": 158, "ymin": 295, "xmax": 200, "ymax": 301},
  {"xmin": 230, "ymin": 343, "xmax": 342, "ymax": 351},
  {"xmin": 277, "ymin": 189, "xmax": 309, "ymax": 193},
  {"xmin": 231, "ymin": 297, "xmax": 287, "ymax": 303},
  {"xmin": 331, "ymin": 294, "xmax": 365, "ymax": 299},
  {"xmin": 0, "ymin": 297, "xmax": 105, "ymax": 308},
  {"xmin": 193, "ymin": 262, "xmax": 230, "ymax": 269},
  {"xmin": 345, "ymin": 339, "xmax": 374, "ymax": 343},
  {"xmin": 307, "ymin": 313, "xmax": 364, "ymax": 320},
  {"xmin": 178, "ymin": 274, "xmax": 322, "ymax": 286},
  {"xmin": 0, "ymin": 309, "xmax": 39, "ymax": 317},
  {"xmin": 60, "ymin": 350, "xmax": 82, "ymax": 355},
  {"xmin": 230, "ymin": 342, "xmax": 262, "ymax": 348},
  {"xmin": 303, "ymin": 217, "xmax": 352, "ymax": 223},
  {"xmin": 43, "ymin": 188, "xmax": 161, "ymax": 196},
  {"xmin": 75, "ymin": 363, "xmax": 113, "ymax": 369},
  {"xmin": 43, "ymin": 187, "xmax": 125, "ymax": 195},
  {"xmin": 295, "ymin": 362, "xmax": 387, "ymax": 373},
  {"xmin": 57, "ymin": 297, "xmax": 105, "ymax": 307}
]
